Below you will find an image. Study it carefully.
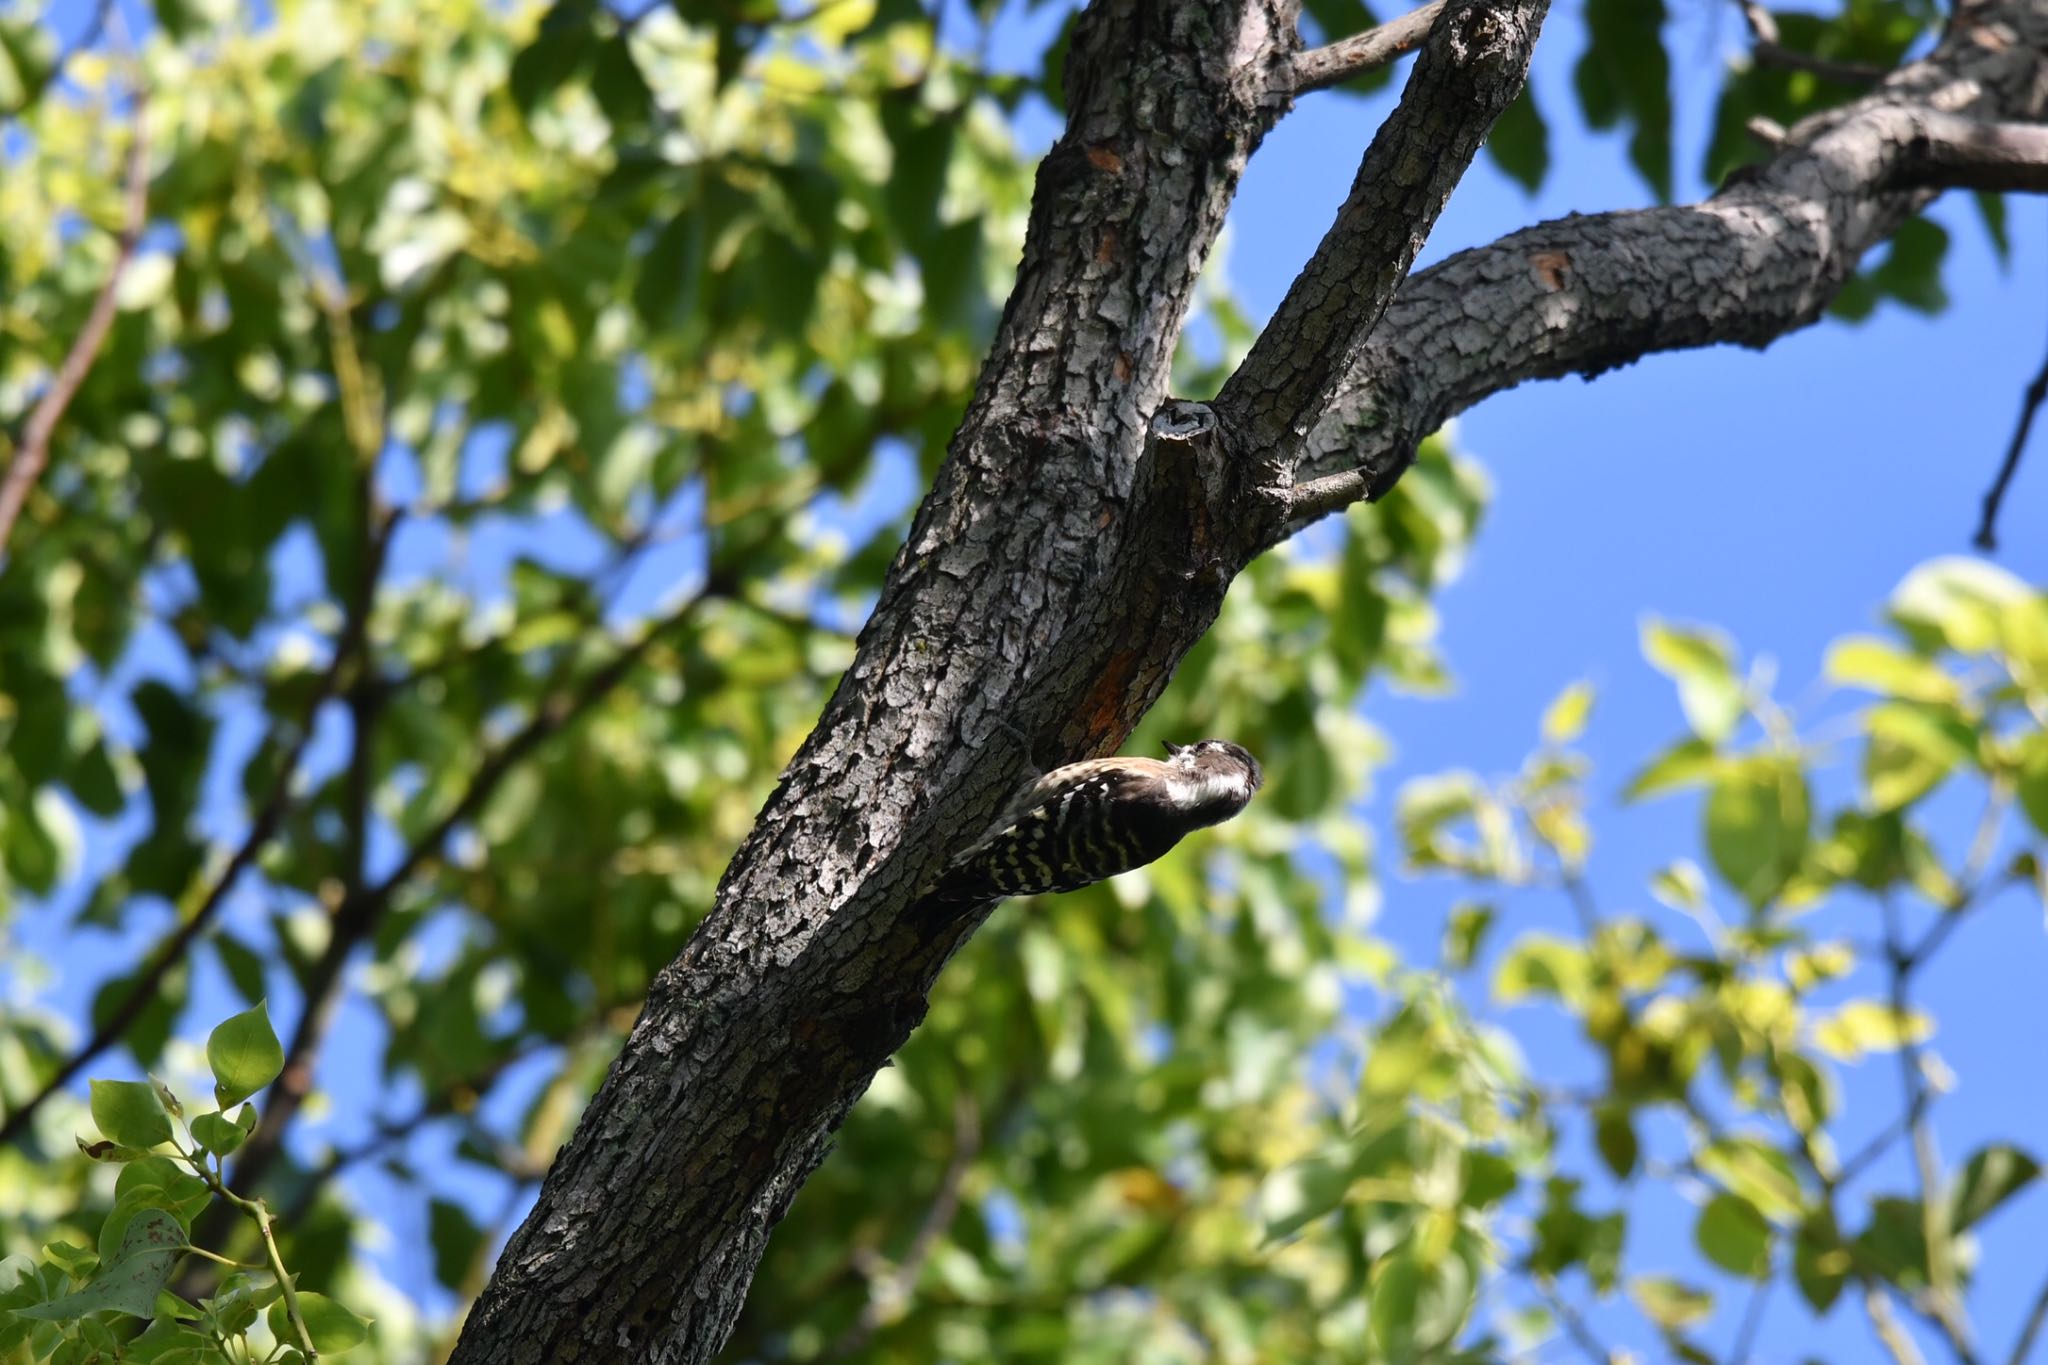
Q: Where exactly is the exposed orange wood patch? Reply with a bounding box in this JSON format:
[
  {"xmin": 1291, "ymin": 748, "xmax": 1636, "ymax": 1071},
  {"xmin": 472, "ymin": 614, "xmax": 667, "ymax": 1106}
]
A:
[
  {"xmin": 1081, "ymin": 650, "xmax": 1139, "ymax": 738},
  {"xmin": 1529, "ymin": 250, "xmax": 1571, "ymax": 290},
  {"xmin": 1086, "ymin": 145, "xmax": 1124, "ymax": 172}
]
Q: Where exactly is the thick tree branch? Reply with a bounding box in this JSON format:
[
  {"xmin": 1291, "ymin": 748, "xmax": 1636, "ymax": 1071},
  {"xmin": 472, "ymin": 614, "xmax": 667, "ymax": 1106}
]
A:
[
  {"xmin": 448, "ymin": 3, "xmax": 1307, "ymax": 1359},
  {"xmin": 1288, "ymin": 2, "xmax": 2048, "ymax": 529},
  {"xmin": 0, "ymin": 92, "xmax": 148, "ymax": 556},
  {"xmin": 1286, "ymin": 0, "xmax": 1443, "ymax": 95},
  {"xmin": 448, "ymin": 1, "xmax": 2048, "ymax": 1361},
  {"xmin": 1218, "ymin": 0, "xmax": 1548, "ymax": 468},
  {"xmin": 1888, "ymin": 111, "xmax": 2048, "ymax": 193}
]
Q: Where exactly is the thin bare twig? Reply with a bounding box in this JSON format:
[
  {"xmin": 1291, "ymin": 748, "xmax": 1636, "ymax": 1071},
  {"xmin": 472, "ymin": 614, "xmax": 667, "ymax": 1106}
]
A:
[
  {"xmin": 1530, "ymin": 1275, "xmax": 1614, "ymax": 1364},
  {"xmin": 2011, "ymin": 1271, "xmax": 2048, "ymax": 1365},
  {"xmin": 0, "ymin": 90, "xmax": 150, "ymax": 555},
  {"xmin": 1885, "ymin": 893, "xmax": 1980, "ymax": 1365},
  {"xmin": 1731, "ymin": 1277, "xmax": 1773, "ymax": 1363},
  {"xmin": 1869, "ymin": 1281, "xmax": 1931, "ymax": 1365},
  {"xmin": 1734, "ymin": 0, "xmax": 1889, "ymax": 85},
  {"xmin": 1288, "ymin": 1, "xmax": 1445, "ymax": 95},
  {"xmin": 1836, "ymin": 1085, "xmax": 1935, "ymax": 1189},
  {"xmin": 1979, "ymin": 300, "xmax": 2048, "ymax": 551}
]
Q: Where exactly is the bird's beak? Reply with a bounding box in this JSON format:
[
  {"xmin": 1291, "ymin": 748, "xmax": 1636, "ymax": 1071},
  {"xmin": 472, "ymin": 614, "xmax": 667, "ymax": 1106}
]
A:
[{"xmin": 1163, "ymin": 741, "xmax": 1185, "ymax": 758}]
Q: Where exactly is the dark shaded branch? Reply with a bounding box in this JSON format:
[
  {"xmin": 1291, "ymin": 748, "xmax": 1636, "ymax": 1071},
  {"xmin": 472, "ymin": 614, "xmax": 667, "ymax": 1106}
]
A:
[
  {"xmin": 0, "ymin": 91, "xmax": 149, "ymax": 556},
  {"xmin": 0, "ymin": 510, "xmax": 397, "ymax": 1150},
  {"xmin": 1286, "ymin": 0, "xmax": 1444, "ymax": 95},
  {"xmin": 1887, "ymin": 112, "xmax": 2048, "ymax": 193},
  {"xmin": 1529, "ymin": 1274, "xmax": 1615, "ymax": 1364},
  {"xmin": 1836, "ymin": 1084, "xmax": 1935, "ymax": 1189},
  {"xmin": 2012, "ymin": 1271, "xmax": 2048, "ymax": 1365},
  {"xmin": 1217, "ymin": 0, "xmax": 1549, "ymax": 463},
  {"xmin": 1978, "ymin": 283, "xmax": 2048, "ymax": 551},
  {"xmin": 1736, "ymin": 0, "xmax": 1890, "ymax": 85}
]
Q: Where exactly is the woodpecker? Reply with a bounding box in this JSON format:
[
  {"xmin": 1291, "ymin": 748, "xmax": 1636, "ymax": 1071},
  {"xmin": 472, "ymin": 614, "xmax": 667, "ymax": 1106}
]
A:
[{"xmin": 915, "ymin": 739, "xmax": 1263, "ymax": 920}]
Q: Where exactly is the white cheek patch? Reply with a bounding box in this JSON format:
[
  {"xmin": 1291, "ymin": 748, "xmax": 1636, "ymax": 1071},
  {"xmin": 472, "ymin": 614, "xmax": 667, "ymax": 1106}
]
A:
[{"xmin": 1170, "ymin": 771, "xmax": 1249, "ymax": 810}]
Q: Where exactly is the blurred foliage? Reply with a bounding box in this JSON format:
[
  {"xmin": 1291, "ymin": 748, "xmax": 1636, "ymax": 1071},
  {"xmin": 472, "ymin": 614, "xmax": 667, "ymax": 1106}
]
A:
[{"xmin": 0, "ymin": 0, "xmax": 2029, "ymax": 1362}]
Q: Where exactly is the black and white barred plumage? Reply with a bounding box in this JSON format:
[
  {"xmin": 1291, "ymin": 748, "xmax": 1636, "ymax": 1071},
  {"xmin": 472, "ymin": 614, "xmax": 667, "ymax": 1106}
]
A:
[{"xmin": 916, "ymin": 740, "xmax": 1263, "ymax": 918}]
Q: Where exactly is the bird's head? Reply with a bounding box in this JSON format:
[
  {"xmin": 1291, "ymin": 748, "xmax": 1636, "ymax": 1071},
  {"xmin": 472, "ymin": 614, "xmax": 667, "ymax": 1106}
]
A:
[{"xmin": 1162, "ymin": 739, "xmax": 1264, "ymax": 817}]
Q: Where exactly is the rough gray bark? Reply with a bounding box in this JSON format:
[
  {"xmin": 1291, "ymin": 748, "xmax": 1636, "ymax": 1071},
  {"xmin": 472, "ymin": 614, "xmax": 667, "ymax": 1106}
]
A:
[
  {"xmin": 448, "ymin": 0, "xmax": 2048, "ymax": 1360},
  {"xmin": 1293, "ymin": 0, "xmax": 2048, "ymax": 515}
]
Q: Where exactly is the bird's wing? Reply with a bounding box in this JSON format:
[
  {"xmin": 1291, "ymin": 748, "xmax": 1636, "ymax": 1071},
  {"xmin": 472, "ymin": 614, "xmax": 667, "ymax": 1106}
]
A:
[{"xmin": 965, "ymin": 756, "xmax": 1171, "ymax": 855}]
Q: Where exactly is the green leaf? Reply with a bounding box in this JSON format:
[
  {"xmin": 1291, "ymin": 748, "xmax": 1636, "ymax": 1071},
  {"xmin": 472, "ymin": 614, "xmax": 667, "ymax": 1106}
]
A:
[
  {"xmin": 1259, "ymin": 1147, "xmax": 1358, "ymax": 1242},
  {"xmin": 1629, "ymin": 1275, "xmax": 1711, "ymax": 1330},
  {"xmin": 1867, "ymin": 216, "xmax": 1950, "ymax": 315},
  {"xmin": 1493, "ymin": 934, "xmax": 1590, "ymax": 1007},
  {"xmin": 39, "ymin": 1242, "xmax": 96, "ymax": 1277},
  {"xmin": 190, "ymin": 1107, "xmax": 252, "ymax": 1158},
  {"xmin": 1794, "ymin": 1207, "xmax": 1849, "ymax": 1312},
  {"xmin": 1695, "ymin": 1192, "xmax": 1772, "ymax": 1278},
  {"xmin": 212, "ymin": 934, "xmax": 269, "ymax": 1007},
  {"xmin": 1641, "ymin": 618, "xmax": 1743, "ymax": 741},
  {"xmin": 1825, "ymin": 636, "xmax": 1958, "ymax": 703},
  {"xmin": 1623, "ymin": 736, "xmax": 1720, "ymax": 801},
  {"xmin": 14, "ymin": 1211, "xmax": 185, "ymax": 1321},
  {"xmin": 1889, "ymin": 556, "xmax": 2031, "ymax": 654},
  {"xmin": 1949, "ymin": 1144, "xmax": 2039, "ymax": 1231},
  {"xmin": 89, "ymin": 1079, "xmax": 173, "ymax": 1150},
  {"xmin": 1300, "ymin": 0, "xmax": 1371, "ymax": 42},
  {"xmin": 1541, "ymin": 679, "xmax": 1596, "ymax": 746},
  {"xmin": 1441, "ymin": 902, "xmax": 1495, "ymax": 971},
  {"xmin": 1811, "ymin": 1000, "xmax": 1933, "ymax": 1061},
  {"xmin": 1648, "ymin": 859, "xmax": 1709, "ymax": 911},
  {"xmin": 207, "ymin": 1002, "xmax": 285, "ymax": 1108},
  {"xmin": 2017, "ymin": 735, "xmax": 2048, "ymax": 838},
  {"xmin": 1704, "ymin": 758, "xmax": 1810, "ymax": 908},
  {"xmin": 1975, "ymin": 191, "xmax": 2010, "ymax": 263},
  {"xmin": 509, "ymin": 0, "xmax": 598, "ymax": 113},
  {"xmin": 267, "ymin": 1291, "xmax": 371, "ymax": 1355},
  {"xmin": 1856, "ymin": 1197, "xmax": 1931, "ymax": 1289},
  {"xmin": 634, "ymin": 196, "xmax": 709, "ymax": 331},
  {"xmin": 428, "ymin": 1199, "xmax": 485, "ymax": 1290},
  {"xmin": 1574, "ymin": 0, "xmax": 1672, "ymax": 199},
  {"xmin": 1595, "ymin": 1107, "xmax": 1638, "ymax": 1180},
  {"xmin": 75, "ymin": 1136, "xmax": 154, "ymax": 1163},
  {"xmin": 1862, "ymin": 701, "xmax": 1976, "ymax": 811},
  {"xmin": 1698, "ymin": 1136, "xmax": 1804, "ymax": 1223}
]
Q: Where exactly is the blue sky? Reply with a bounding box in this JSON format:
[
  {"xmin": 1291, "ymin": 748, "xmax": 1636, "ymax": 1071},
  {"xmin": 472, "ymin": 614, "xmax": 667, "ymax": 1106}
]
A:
[
  {"xmin": 14, "ymin": 0, "xmax": 2048, "ymax": 1360},
  {"xmin": 1213, "ymin": 5, "xmax": 2048, "ymax": 1360}
]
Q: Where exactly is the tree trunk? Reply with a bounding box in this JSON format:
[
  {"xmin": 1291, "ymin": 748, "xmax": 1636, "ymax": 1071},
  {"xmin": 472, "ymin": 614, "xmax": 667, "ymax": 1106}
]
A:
[{"xmin": 447, "ymin": 1, "xmax": 2048, "ymax": 1360}]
